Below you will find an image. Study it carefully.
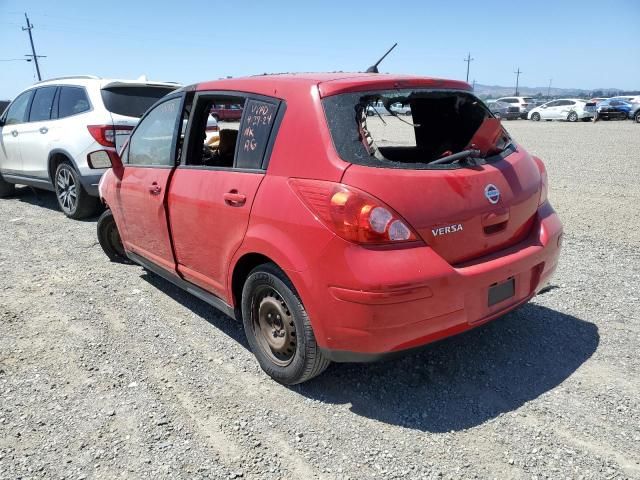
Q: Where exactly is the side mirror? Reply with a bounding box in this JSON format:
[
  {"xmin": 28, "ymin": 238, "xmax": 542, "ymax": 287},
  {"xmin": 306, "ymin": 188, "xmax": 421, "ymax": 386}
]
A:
[{"xmin": 87, "ymin": 150, "xmax": 123, "ymax": 170}]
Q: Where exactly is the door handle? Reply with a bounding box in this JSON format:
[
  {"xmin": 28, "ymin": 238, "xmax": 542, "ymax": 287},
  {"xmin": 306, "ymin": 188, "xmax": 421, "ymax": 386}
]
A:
[
  {"xmin": 149, "ymin": 182, "xmax": 162, "ymax": 195},
  {"xmin": 11, "ymin": 130, "xmax": 18, "ymax": 137},
  {"xmin": 39, "ymin": 127, "xmax": 48, "ymax": 134},
  {"xmin": 223, "ymin": 190, "xmax": 246, "ymax": 206}
]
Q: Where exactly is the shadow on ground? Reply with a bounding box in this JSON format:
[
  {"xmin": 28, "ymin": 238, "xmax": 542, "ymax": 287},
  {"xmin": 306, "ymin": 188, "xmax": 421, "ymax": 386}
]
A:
[
  {"xmin": 140, "ymin": 271, "xmax": 599, "ymax": 433},
  {"xmin": 11, "ymin": 186, "xmax": 101, "ymax": 221}
]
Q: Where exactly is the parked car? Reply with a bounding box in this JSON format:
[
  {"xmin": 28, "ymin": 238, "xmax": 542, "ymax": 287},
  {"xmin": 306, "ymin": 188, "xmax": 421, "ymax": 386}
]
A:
[
  {"xmin": 528, "ymin": 99, "xmax": 594, "ymax": 122},
  {"xmin": 366, "ymin": 101, "xmax": 412, "ymax": 116},
  {"xmin": 94, "ymin": 73, "xmax": 562, "ymax": 385},
  {"xmin": 495, "ymin": 96, "xmax": 536, "ymax": 119},
  {"xmin": 609, "ymin": 96, "xmax": 640, "ymax": 122},
  {"xmin": 595, "ymin": 99, "xmax": 632, "ymax": 121},
  {"xmin": 0, "ymin": 76, "xmax": 179, "ymax": 218},
  {"xmin": 210, "ymin": 103, "xmax": 243, "ymax": 121},
  {"xmin": 485, "ymin": 100, "xmax": 520, "ymax": 120}
]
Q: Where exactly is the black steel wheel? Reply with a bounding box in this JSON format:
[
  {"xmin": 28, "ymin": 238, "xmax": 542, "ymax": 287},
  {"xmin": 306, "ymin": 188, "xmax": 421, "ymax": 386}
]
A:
[
  {"xmin": 241, "ymin": 263, "xmax": 330, "ymax": 385},
  {"xmin": 97, "ymin": 209, "xmax": 128, "ymax": 263}
]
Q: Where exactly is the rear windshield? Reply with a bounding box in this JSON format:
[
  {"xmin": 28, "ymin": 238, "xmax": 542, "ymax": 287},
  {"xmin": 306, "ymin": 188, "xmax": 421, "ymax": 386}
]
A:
[
  {"xmin": 101, "ymin": 86, "xmax": 177, "ymax": 118},
  {"xmin": 322, "ymin": 89, "xmax": 512, "ymax": 170},
  {"xmin": 523, "ymin": 97, "xmax": 535, "ymax": 103}
]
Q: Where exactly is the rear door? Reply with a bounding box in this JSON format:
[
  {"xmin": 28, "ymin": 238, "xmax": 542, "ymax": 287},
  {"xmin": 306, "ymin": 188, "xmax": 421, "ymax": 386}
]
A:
[
  {"xmin": 20, "ymin": 86, "xmax": 58, "ymax": 179},
  {"xmin": 167, "ymin": 92, "xmax": 281, "ymax": 298},
  {"xmin": 0, "ymin": 89, "xmax": 35, "ymax": 175},
  {"xmin": 116, "ymin": 95, "xmax": 183, "ymax": 271}
]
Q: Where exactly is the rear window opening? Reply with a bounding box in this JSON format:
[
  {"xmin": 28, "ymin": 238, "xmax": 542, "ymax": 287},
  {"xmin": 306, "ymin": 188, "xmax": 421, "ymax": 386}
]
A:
[
  {"xmin": 101, "ymin": 86, "xmax": 177, "ymax": 118},
  {"xmin": 322, "ymin": 90, "xmax": 513, "ymax": 169}
]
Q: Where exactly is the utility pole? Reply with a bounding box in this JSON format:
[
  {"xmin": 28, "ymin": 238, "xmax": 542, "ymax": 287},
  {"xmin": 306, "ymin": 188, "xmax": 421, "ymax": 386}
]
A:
[
  {"xmin": 464, "ymin": 52, "xmax": 474, "ymax": 83},
  {"xmin": 514, "ymin": 67, "xmax": 522, "ymax": 96},
  {"xmin": 547, "ymin": 78, "xmax": 552, "ymax": 99},
  {"xmin": 472, "ymin": 79, "xmax": 476, "ymax": 90},
  {"xmin": 22, "ymin": 12, "xmax": 42, "ymax": 81}
]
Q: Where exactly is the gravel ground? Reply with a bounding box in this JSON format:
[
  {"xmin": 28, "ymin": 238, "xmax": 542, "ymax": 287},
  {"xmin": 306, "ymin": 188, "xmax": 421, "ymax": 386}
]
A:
[{"xmin": 1, "ymin": 120, "xmax": 639, "ymax": 479}]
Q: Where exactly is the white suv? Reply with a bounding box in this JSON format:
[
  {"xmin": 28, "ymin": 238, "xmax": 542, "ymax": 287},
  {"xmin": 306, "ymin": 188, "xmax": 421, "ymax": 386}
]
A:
[
  {"xmin": 495, "ymin": 96, "xmax": 536, "ymax": 119},
  {"xmin": 0, "ymin": 76, "xmax": 179, "ymax": 218}
]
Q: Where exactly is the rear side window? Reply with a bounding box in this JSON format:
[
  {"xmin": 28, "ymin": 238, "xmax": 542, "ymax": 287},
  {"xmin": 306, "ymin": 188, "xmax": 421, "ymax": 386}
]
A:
[
  {"xmin": 58, "ymin": 87, "xmax": 91, "ymax": 118},
  {"xmin": 3, "ymin": 90, "xmax": 34, "ymax": 125},
  {"xmin": 322, "ymin": 89, "xmax": 511, "ymax": 170},
  {"xmin": 101, "ymin": 86, "xmax": 176, "ymax": 118},
  {"xmin": 29, "ymin": 87, "xmax": 57, "ymax": 122}
]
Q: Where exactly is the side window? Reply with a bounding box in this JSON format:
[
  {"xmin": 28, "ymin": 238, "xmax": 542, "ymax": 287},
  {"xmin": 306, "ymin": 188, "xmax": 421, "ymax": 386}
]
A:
[
  {"xmin": 236, "ymin": 99, "xmax": 279, "ymax": 169},
  {"xmin": 128, "ymin": 97, "xmax": 180, "ymax": 167},
  {"xmin": 185, "ymin": 95, "xmax": 246, "ymax": 168},
  {"xmin": 58, "ymin": 87, "xmax": 91, "ymax": 118},
  {"xmin": 29, "ymin": 87, "xmax": 57, "ymax": 122},
  {"xmin": 3, "ymin": 90, "xmax": 35, "ymax": 125}
]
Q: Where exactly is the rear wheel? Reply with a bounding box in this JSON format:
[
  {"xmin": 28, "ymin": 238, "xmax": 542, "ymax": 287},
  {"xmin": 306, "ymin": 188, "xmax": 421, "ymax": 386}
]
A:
[
  {"xmin": 241, "ymin": 263, "xmax": 330, "ymax": 385},
  {"xmin": 54, "ymin": 161, "xmax": 99, "ymax": 219},
  {"xmin": 635, "ymin": 111, "xmax": 640, "ymax": 123},
  {"xmin": 97, "ymin": 209, "xmax": 128, "ymax": 263},
  {"xmin": 0, "ymin": 173, "xmax": 16, "ymax": 198},
  {"xmin": 531, "ymin": 112, "xmax": 541, "ymax": 121},
  {"xmin": 567, "ymin": 111, "xmax": 578, "ymax": 122}
]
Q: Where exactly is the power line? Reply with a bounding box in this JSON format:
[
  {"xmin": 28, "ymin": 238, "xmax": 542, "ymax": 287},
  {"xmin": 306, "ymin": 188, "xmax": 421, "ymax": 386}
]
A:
[
  {"xmin": 514, "ymin": 67, "xmax": 522, "ymax": 96},
  {"xmin": 22, "ymin": 12, "xmax": 43, "ymax": 81},
  {"xmin": 464, "ymin": 52, "xmax": 474, "ymax": 83}
]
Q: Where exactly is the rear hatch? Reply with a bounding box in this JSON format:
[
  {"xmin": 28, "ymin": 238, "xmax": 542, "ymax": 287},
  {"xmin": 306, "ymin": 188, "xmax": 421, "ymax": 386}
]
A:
[
  {"xmin": 100, "ymin": 82, "xmax": 179, "ymax": 150},
  {"xmin": 322, "ymin": 88, "xmax": 542, "ymax": 265}
]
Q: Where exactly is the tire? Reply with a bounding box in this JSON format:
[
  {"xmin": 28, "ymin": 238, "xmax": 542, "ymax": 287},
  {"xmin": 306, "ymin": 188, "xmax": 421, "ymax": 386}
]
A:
[
  {"xmin": 54, "ymin": 161, "xmax": 99, "ymax": 219},
  {"xmin": 635, "ymin": 111, "xmax": 640, "ymax": 123},
  {"xmin": 97, "ymin": 209, "xmax": 128, "ymax": 263},
  {"xmin": 531, "ymin": 112, "xmax": 541, "ymax": 121},
  {"xmin": 567, "ymin": 111, "xmax": 578, "ymax": 122},
  {"xmin": 0, "ymin": 173, "xmax": 16, "ymax": 198},
  {"xmin": 241, "ymin": 263, "xmax": 330, "ymax": 385}
]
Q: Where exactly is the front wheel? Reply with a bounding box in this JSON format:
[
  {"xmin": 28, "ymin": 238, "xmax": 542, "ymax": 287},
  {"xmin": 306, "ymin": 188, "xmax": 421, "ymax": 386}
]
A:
[
  {"xmin": 54, "ymin": 161, "xmax": 99, "ymax": 219},
  {"xmin": 97, "ymin": 209, "xmax": 128, "ymax": 263},
  {"xmin": 531, "ymin": 112, "xmax": 541, "ymax": 121},
  {"xmin": 635, "ymin": 111, "xmax": 640, "ymax": 123},
  {"xmin": 241, "ymin": 263, "xmax": 330, "ymax": 385},
  {"xmin": 567, "ymin": 111, "xmax": 578, "ymax": 122}
]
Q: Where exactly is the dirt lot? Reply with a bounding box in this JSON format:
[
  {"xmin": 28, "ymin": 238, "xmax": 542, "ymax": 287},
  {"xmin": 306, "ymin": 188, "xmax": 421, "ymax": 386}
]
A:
[{"xmin": 1, "ymin": 120, "xmax": 639, "ymax": 480}]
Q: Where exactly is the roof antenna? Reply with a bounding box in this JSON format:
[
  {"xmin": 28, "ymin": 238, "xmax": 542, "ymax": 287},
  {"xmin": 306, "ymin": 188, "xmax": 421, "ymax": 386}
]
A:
[{"xmin": 366, "ymin": 43, "xmax": 398, "ymax": 73}]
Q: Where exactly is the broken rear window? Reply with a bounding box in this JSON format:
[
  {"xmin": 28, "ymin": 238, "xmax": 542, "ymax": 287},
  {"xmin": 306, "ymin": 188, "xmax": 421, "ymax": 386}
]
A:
[{"xmin": 322, "ymin": 89, "xmax": 513, "ymax": 169}]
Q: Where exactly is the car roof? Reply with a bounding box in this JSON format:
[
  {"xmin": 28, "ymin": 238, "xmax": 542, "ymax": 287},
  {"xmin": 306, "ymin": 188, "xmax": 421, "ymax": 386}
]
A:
[
  {"xmin": 195, "ymin": 73, "xmax": 471, "ymax": 99},
  {"xmin": 33, "ymin": 76, "xmax": 180, "ymax": 89}
]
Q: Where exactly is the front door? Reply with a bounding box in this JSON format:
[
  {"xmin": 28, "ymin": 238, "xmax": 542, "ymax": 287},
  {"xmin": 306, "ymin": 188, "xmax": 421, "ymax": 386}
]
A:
[
  {"xmin": 116, "ymin": 96, "xmax": 182, "ymax": 271},
  {"xmin": 0, "ymin": 90, "xmax": 35, "ymax": 175}
]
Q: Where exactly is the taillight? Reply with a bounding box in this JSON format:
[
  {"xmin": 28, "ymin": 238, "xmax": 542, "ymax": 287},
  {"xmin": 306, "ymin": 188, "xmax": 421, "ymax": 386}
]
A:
[
  {"xmin": 532, "ymin": 156, "xmax": 548, "ymax": 206},
  {"xmin": 289, "ymin": 179, "xmax": 421, "ymax": 245},
  {"xmin": 87, "ymin": 125, "xmax": 133, "ymax": 147}
]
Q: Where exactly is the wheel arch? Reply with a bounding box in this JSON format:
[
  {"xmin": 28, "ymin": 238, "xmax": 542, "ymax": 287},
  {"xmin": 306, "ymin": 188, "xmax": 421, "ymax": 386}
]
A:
[
  {"xmin": 230, "ymin": 252, "xmax": 277, "ymax": 313},
  {"xmin": 48, "ymin": 149, "xmax": 80, "ymax": 184}
]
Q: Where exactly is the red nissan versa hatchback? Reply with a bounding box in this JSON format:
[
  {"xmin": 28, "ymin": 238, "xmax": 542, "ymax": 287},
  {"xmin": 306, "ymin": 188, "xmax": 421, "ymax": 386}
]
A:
[{"xmin": 93, "ymin": 73, "xmax": 563, "ymax": 385}]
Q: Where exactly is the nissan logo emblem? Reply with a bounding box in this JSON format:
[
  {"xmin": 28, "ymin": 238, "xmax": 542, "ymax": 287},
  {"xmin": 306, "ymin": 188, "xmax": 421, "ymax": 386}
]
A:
[{"xmin": 485, "ymin": 184, "xmax": 500, "ymax": 204}]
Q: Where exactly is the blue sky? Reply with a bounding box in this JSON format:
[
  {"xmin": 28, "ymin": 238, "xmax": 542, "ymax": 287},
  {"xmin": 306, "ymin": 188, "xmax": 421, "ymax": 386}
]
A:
[{"xmin": 1, "ymin": 0, "xmax": 638, "ymax": 99}]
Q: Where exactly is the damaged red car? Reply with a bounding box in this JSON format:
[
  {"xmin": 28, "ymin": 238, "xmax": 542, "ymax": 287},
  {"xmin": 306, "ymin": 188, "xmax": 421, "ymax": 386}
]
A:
[{"xmin": 94, "ymin": 73, "xmax": 563, "ymax": 384}]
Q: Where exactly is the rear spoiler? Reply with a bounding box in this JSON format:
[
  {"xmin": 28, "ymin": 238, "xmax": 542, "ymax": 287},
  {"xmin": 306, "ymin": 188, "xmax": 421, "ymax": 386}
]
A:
[{"xmin": 101, "ymin": 81, "xmax": 182, "ymax": 89}]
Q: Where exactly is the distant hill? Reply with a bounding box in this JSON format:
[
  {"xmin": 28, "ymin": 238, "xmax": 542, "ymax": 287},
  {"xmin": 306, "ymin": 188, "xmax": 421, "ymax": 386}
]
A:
[{"xmin": 474, "ymin": 84, "xmax": 638, "ymax": 99}]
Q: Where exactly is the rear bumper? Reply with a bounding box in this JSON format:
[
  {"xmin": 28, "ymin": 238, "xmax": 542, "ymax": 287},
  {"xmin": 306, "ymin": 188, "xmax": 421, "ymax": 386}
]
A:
[
  {"xmin": 293, "ymin": 203, "xmax": 562, "ymax": 362},
  {"xmin": 78, "ymin": 173, "xmax": 103, "ymax": 197}
]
